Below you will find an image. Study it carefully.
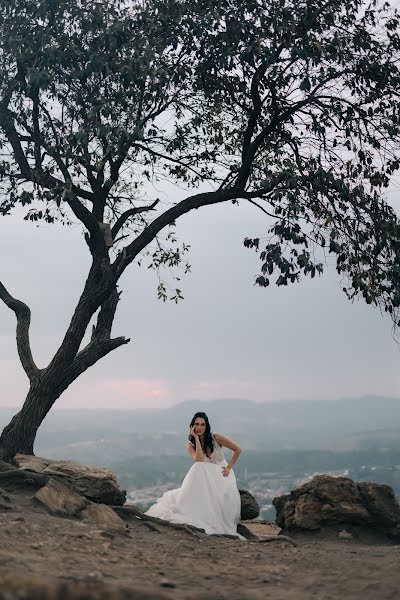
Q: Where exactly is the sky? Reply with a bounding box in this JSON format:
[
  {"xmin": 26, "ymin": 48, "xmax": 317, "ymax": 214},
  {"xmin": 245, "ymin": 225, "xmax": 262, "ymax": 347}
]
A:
[{"xmin": 1, "ymin": 180, "xmax": 399, "ymax": 411}]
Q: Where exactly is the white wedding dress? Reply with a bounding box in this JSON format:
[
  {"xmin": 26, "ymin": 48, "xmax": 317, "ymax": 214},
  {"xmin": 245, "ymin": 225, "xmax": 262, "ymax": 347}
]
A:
[{"xmin": 145, "ymin": 434, "xmax": 242, "ymax": 538}]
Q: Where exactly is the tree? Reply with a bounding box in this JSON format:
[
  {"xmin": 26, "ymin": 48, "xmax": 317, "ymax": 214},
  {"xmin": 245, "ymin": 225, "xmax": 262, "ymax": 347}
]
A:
[{"xmin": 0, "ymin": 0, "xmax": 400, "ymax": 461}]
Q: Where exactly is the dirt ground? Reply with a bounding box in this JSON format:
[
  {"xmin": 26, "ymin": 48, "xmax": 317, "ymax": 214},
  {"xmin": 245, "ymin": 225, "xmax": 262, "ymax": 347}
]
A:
[{"xmin": 0, "ymin": 485, "xmax": 399, "ymax": 600}]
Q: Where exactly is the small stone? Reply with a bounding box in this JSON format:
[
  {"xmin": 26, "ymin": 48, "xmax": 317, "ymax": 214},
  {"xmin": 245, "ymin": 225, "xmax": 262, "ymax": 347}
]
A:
[
  {"xmin": 98, "ymin": 529, "xmax": 115, "ymax": 539},
  {"xmin": 70, "ymin": 532, "xmax": 92, "ymax": 540},
  {"xmin": 160, "ymin": 579, "xmax": 176, "ymax": 588},
  {"xmin": 87, "ymin": 571, "xmax": 103, "ymax": 581},
  {"xmin": 338, "ymin": 530, "xmax": 353, "ymax": 540},
  {"xmin": 12, "ymin": 525, "xmax": 30, "ymax": 536},
  {"xmin": 30, "ymin": 542, "xmax": 44, "ymax": 550}
]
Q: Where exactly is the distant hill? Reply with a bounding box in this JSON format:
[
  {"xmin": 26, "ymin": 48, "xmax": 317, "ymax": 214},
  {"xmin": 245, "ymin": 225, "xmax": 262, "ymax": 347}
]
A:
[{"xmin": 0, "ymin": 395, "xmax": 399, "ymax": 463}]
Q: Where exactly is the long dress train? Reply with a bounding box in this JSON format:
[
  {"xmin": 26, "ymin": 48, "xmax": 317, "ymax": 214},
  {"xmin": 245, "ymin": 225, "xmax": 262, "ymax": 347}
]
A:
[{"xmin": 145, "ymin": 434, "xmax": 242, "ymax": 538}]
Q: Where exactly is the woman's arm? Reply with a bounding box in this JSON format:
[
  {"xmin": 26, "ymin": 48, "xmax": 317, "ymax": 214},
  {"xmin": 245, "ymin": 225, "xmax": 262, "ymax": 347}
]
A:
[
  {"xmin": 186, "ymin": 432, "xmax": 204, "ymax": 462},
  {"xmin": 214, "ymin": 433, "xmax": 242, "ymax": 476}
]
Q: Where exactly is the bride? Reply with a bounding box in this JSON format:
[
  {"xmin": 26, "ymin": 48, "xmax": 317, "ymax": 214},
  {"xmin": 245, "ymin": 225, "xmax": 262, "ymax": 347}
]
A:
[{"xmin": 145, "ymin": 411, "xmax": 243, "ymax": 537}]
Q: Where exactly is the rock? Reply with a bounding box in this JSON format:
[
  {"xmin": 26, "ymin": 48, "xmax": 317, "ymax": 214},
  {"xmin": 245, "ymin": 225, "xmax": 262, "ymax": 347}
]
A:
[
  {"xmin": 30, "ymin": 542, "xmax": 44, "ymax": 549},
  {"xmin": 35, "ymin": 478, "xmax": 88, "ymax": 517},
  {"xmin": 239, "ymin": 489, "xmax": 260, "ymax": 520},
  {"xmin": 81, "ymin": 503, "xmax": 127, "ymax": 533},
  {"xmin": 273, "ymin": 474, "xmax": 400, "ymax": 540},
  {"xmin": 97, "ymin": 529, "xmax": 115, "ymax": 539},
  {"xmin": 338, "ymin": 530, "xmax": 353, "ymax": 540},
  {"xmin": 358, "ymin": 482, "xmax": 400, "ymax": 539},
  {"xmin": 86, "ymin": 571, "xmax": 103, "ymax": 582},
  {"xmin": 15, "ymin": 454, "xmax": 126, "ymax": 505},
  {"xmin": 160, "ymin": 579, "xmax": 176, "ymax": 588}
]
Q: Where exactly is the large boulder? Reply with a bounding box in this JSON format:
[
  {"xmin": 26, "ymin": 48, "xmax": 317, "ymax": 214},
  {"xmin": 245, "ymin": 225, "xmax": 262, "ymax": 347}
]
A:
[
  {"xmin": 239, "ymin": 489, "xmax": 260, "ymax": 520},
  {"xmin": 35, "ymin": 478, "xmax": 88, "ymax": 517},
  {"xmin": 273, "ymin": 474, "xmax": 400, "ymax": 540},
  {"xmin": 15, "ymin": 454, "xmax": 126, "ymax": 506}
]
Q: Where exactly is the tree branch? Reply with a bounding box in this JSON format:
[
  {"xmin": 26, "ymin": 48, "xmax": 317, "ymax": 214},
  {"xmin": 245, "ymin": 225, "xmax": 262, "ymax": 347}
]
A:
[
  {"xmin": 112, "ymin": 189, "xmax": 237, "ymax": 277},
  {"xmin": 111, "ymin": 199, "xmax": 159, "ymax": 240},
  {"xmin": 112, "ymin": 179, "xmax": 283, "ymax": 279},
  {"xmin": 91, "ymin": 287, "xmax": 120, "ymax": 341},
  {"xmin": 133, "ymin": 143, "xmax": 205, "ymax": 179},
  {"xmin": 0, "ymin": 104, "xmax": 107, "ymax": 253},
  {"xmin": 0, "ymin": 281, "xmax": 40, "ymax": 382},
  {"xmin": 71, "ymin": 336, "xmax": 130, "ymax": 381},
  {"xmin": 0, "ymin": 105, "xmax": 94, "ymax": 202}
]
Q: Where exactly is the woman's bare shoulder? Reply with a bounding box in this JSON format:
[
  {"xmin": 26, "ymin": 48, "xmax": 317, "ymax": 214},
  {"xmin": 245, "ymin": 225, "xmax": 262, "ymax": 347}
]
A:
[{"xmin": 213, "ymin": 432, "xmax": 223, "ymax": 447}]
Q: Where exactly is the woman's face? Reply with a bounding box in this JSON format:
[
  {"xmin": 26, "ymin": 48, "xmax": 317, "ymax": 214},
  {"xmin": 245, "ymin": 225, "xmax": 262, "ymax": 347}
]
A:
[{"xmin": 193, "ymin": 417, "xmax": 206, "ymax": 436}]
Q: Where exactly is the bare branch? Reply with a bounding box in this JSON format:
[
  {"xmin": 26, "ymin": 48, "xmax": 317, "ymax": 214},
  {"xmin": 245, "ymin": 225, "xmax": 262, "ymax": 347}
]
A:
[
  {"xmin": 111, "ymin": 199, "xmax": 159, "ymax": 239},
  {"xmin": 133, "ymin": 143, "xmax": 205, "ymax": 179},
  {"xmin": 71, "ymin": 336, "xmax": 130, "ymax": 380},
  {"xmin": 0, "ymin": 281, "xmax": 40, "ymax": 382},
  {"xmin": 91, "ymin": 287, "xmax": 120, "ymax": 341},
  {"xmin": 246, "ymin": 199, "xmax": 276, "ymax": 218}
]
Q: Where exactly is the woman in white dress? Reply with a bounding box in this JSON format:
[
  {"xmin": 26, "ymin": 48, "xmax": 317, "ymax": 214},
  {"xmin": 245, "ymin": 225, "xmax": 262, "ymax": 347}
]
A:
[{"xmin": 145, "ymin": 411, "xmax": 243, "ymax": 537}]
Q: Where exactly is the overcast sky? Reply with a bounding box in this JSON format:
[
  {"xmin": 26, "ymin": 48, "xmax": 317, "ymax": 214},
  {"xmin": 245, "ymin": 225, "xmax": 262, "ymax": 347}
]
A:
[{"xmin": 1, "ymin": 180, "xmax": 399, "ymax": 411}]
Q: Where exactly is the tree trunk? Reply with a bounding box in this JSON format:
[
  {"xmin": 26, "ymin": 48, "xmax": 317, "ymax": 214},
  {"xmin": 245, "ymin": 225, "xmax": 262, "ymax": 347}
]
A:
[
  {"xmin": 0, "ymin": 379, "xmax": 61, "ymax": 461},
  {"xmin": 0, "ymin": 265, "xmax": 129, "ymax": 463}
]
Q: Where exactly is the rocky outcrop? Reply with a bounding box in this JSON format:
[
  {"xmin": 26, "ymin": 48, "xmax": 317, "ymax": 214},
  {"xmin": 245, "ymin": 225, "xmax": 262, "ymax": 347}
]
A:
[
  {"xmin": 273, "ymin": 474, "xmax": 400, "ymax": 539},
  {"xmin": 34, "ymin": 477, "xmax": 127, "ymax": 532},
  {"xmin": 239, "ymin": 489, "xmax": 260, "ymax": 520},
  {"xmin": 15, "ymin": 454, "xmax": 126, "ymax": 506}
]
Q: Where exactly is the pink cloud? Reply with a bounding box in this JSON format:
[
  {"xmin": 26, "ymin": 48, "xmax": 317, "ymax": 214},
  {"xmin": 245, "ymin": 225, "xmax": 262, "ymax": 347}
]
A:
[{"xmin": 57, "ymin": 377, "xmax": 173, "ymax": 409}]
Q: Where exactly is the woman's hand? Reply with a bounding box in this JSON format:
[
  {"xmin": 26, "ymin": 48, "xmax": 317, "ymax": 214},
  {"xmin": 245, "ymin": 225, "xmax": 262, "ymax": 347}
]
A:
[
  {"xmin": 190, "ymin": 426, "xmax": 199, "ymax": 439},
  {"xmin": 221, "ymin": 465, "xmax": 231, "ymax": 477}
]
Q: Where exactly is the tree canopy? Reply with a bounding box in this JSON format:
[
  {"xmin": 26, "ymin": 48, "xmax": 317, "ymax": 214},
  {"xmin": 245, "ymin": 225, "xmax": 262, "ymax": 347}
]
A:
[
  {"xmin": 0, "ymin": 0, "xmax": 399, "ymax": 308},
  {"xmin": 0, "ymin": 0, "xmax": 400, "ymax": 457}
]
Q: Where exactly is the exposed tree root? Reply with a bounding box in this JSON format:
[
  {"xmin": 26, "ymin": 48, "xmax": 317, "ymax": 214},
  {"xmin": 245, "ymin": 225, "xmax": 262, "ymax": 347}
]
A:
[
  {"xmin": 139, "ymin": 521, "xmax": 162, "ymax": 533},
  {"xmin": 252, "ymin": 535, "xmax": 298, "ymax": 546},
  {"xmin": 0, "ymin": 469, "xmax": 49, "ymax": 487},
  {"xmin": 112, "ymin": 504, "xmax": 204, "ymax": 537},
  {"xmin": 0, "ymin": 459, "xmax": 16, "ymax": 472},
  {"xmin": 112, "ymin": 504, "xmax": 298, "ymax": 545}
]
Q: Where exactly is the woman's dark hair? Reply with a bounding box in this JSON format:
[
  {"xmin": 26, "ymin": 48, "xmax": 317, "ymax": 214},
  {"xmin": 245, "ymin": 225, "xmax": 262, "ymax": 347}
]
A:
[{"xmin": 188, "ymin": 412, "xmax": 214, "ymax": 456}]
